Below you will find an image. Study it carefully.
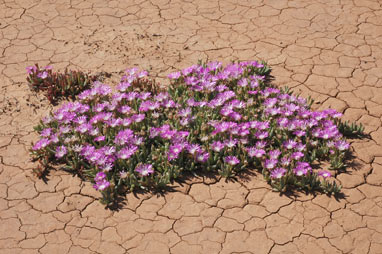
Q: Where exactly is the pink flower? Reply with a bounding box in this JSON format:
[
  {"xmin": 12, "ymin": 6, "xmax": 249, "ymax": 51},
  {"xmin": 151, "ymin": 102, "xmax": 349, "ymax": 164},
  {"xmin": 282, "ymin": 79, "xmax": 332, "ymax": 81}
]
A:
[
  {"xmin": 94, "ymin": 172, "xmax": 106, "ymax": 182},
  {"xmin": 26, "ymin": 65, "xmax": 37, "ymax": 74},
  {"xmin": 33, "ymin": 138, "xmax": 51, "ymax": 150},
  {"xmin": 318, "ymin": 170, "xmax": 331, "ymax": 179},
  {"xmin": 37, "ymin": 71, "xmax": 48, "ymax": 79},
  {"xmin": 265, "ymin": 159, "xmax": 278, "ymax": 169},
  {"xmin": 135, "ymin": 164, "xmax": 154, "ymax": 176},
  {"xmin": 270, "ymin": 168, "xmax": 286, "ymax": 179},
  {"xmin": 225, "ymin": 156, "xmax": 240, "ymax": 165},
  {"xmin": 168, "ymin": 71, "xmax": 181, "ymax": 79},
  {"xmin": 93, "ymin": 179, "xmax": 110, "ymax": 191},
  {"xmin": 55, "ymin": 145, "xmax": 67, "ymax": 158},
  {"xmin": 247, "ymin": 147, "xmax": 265, "ymax": 158}
]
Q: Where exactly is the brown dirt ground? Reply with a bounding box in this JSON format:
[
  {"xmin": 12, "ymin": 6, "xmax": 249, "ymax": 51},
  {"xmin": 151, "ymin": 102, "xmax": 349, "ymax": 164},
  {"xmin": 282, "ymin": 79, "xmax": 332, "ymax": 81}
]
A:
[{"xmin": 1, "ymin": 0, "xmax": 382, "ymax": 253}]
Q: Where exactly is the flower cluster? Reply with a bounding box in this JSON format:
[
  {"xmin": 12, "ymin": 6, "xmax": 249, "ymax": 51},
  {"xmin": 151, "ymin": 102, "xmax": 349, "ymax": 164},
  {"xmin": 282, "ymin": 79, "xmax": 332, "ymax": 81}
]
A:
[
  {"xmin": 26, "ymin": 64, "xmax": 95, "ymax": 104},
  {"xmin": 31, "ymin": 61, "xmax": 348, "ymax": 205}
]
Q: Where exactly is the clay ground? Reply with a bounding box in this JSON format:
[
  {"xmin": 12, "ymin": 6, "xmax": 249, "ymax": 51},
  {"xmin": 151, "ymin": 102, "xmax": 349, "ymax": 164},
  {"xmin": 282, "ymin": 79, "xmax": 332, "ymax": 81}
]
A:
[{"xmin": 1, "ymin": 0, "xmax": 382, "ymax": 253}]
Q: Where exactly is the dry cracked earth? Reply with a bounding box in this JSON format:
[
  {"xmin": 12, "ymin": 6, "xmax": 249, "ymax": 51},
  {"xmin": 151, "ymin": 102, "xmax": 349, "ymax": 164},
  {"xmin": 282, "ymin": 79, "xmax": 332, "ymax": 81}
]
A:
[{"xmin": 1, "ymin": 0, "xmax": 382, "ymax": 253}]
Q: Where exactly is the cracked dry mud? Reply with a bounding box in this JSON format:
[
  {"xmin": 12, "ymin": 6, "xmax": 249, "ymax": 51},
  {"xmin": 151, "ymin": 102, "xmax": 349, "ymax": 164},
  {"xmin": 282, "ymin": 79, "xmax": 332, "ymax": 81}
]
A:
[{"xmin": 1, "ymin": 0, "xmax": 382, "ymax": 253}]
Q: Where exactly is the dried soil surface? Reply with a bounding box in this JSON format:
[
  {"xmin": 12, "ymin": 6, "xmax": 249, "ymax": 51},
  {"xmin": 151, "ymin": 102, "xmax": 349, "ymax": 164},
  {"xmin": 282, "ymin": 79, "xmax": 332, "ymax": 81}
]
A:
[{"xmin": 1, "ymin": 0, "xmax": 382, "ymax": 253}]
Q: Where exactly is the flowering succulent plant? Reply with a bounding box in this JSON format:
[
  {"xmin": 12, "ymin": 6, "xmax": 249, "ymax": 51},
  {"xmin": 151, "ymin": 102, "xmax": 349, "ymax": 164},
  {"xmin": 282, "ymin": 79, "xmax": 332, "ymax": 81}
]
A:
[
  {"xmin": 26, "ymin": 64, "xmax": 95, "ymax": 105},
  {"xmin": 31, "ymin": 61, "xmax": 353, "ymax": 206}
]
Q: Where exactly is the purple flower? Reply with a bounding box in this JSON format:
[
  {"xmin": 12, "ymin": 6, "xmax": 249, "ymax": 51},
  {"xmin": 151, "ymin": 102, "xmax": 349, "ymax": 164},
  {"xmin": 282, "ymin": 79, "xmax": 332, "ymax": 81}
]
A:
[
  {"xmin": 131, "ymin": 136, "xmax": 144, "ymax": 146},
  {"xmin": 93, "ymin": 179, "xmax": 110, "ymax": 191},
  {"xmin": 94, "ymin": 83, "xmax": 112, "ymax": 96},
  {"xmin": 37, "ymin": 71, "xmax": 48, "ymax": 79},
  {"xmin": 255, "ymin": 131, "xmax": 268, "ymax": 140},
  {"xmin": 265, "ymin": 107, "xmax": 281, "ymax": 116},
  {"xmin": 50, "ymin": 134, "xmax": 59, "ymax": 143},
  {"xmin": 225, "ymin": 139, "xmax": 237, "ymax": 148},
  {"xmin": 162, "ymin": 99, "xmax": 177, "ymax": 108},
  {"xmin": 154, "ymin": 92, "xmax": 169, "ymax": 102},
  {"xmin": 283, "ymin": 140, "xmax": 297, "ymax": 150},
  {"xmin": 264, "ymin": 159, "xmax": 278, "ymax": 169},
  {"xmin": 318, "ymin": 170, "xmax": 331, "ymax": 179},
  {"xmin": 40, "ymin": 128, "xmax": 52, "ymax": 137},
  {"xmin": 296, "ymin": 143, "xmax": 306, "ymax": 152},
  {"xmin": 312, "ymin": 111, "xmax": 326, "ymax": 121},
  {"xmin": 168, "ymin": 71, "xmax": 181, "ymax": 79},
  {"xmin": 174, "ymin": 131, "xmax": 189, "ymax": 142},
  {"xmin": 319, "ymin": 129, "xmax": 333, "ymax": 140},
  {"xmin": 74, "ymin": 116, "xmax": 87, "ymax": 125},
  {"xmin": 299, "ymin": 110, "xmax": 311, "ymax": 118},
  {"xmin": 117, "ymin": 145, "xmax": 138, "ymax": 160},
  {"xmin": 121, "ymin": 118, "xmax": 132, "ymax": 127},
  {"xmin": 55, "ymin": 145, "xmax": 67, "ymax": 158},
  {"xmin": 216, "ymin": 85, "xmax": 228, "ymax": 92},
  {"xmin": 149, "ymin": 127, "xmax": 160, "ymax": 138},
  {"xmin": 312, "ymin": 128, "xmax": 321, "ymax": 138},
  {"xmin": 291, "ymin": 152, "xmax": 304, "ymax": 160},
  {"xmin": 126, "ymin": 92, "xmax": 139, "ymax": 101},
  {"xmin": 187, "ymin": 144, "xmax": 201, "ymax": 155},
  {"xmin": 208, "ymin": 61, "xmax": 222, "ymax": 70},
  {"xmin": 168, "ymin": 143, "xmax": 184, "ymax": 158},
  {"xmin": 119, "ymin": 105, "xmax": 132, "ymax": 114},
  {"xmin": 116, "ymin": 81, "xmax": 131, "ymax": 92},
  {"xmin": 285, "ymin": 103, "xmax": 299, "ymax": 112},
  {"xmin": 335, "ymin": 140, "xmax": 349, "ymax": 151},
  {"xmin": 229, "ymin": 112, "xmax": 242, "ymax": 121},
  {"xmin": 220, "ymin": 107, "xmax": 233, "ymax": 117},
  {"xmin": 160, "ymin": 130, "xmax": 176, "ymax": 139},
  {"xmin": 247, "ymin": 147, "xmax": 265, "ymax": 158},
  {"xmin": 59, "ymin": 125, "xmax": 71, "ymax": 134},
  {"xmin": 211, "ymin": 141, "xmax": 225, "ymax": 152},
  {"xmin": 115, "ymin": 129, "xmax": 134, "ymax": 145},
  {"xmin": 293, "ymin": 163, "xmax": 310, "ymax": 176},
  {"xmin": 269, "ymin": 149, "xmax": 281, "ymax": 159},
  {"xmin": 94, "ymin": 136, "xmax": 105, "ymax": 142},
  {"xmin": 81, "ymin": 145, "xmax": 95, "ymax": 157},
  {"xmin": 135, "ymin": 164, "xmax": 154, "ymax": 176},
  {"xmin": 131, "ymin": 114, "xmax": 145, "ymax": 123},
  {"xmin": 182, "ymin": 65, "xmax": 195, "ymax": 76},
  {"xmin": 256, "ymin": 141, "xmax": 267, "ymax": 149},
  {"xmin": 270, "ymin": 168, "xmax": 286, "ymax": 179},
  {"xmin": 139, "ymin": 92, "xmax": 152, "ymax": 100},
  {"xmin": 76, "ymin": 123, "xmax": 92, "ymax": 134},
  {"xmin": 78, "ymin": 90, "xmax": 92, "ymax": 100},
  {"xmin": 257, "ymin": 121, "xmax": 270, "ymax": 130},
  {"xmin": 280, "ymin": 156, "xmax": 291, "ymax": 166},
  {"xmin": 86, "ymin": 150, "xmax": 103, "ymax": 164},
  {"xmin": 103, "ymin": 146, "xmax": 116, "ymax": 156},
  {"xmin": 238, "ymin": 78, "xmax": 248, "ymax": 87},
  {"xmin": 26, "ymin": 65, "xmax": 37, "ymax": 74},
  {"xmin": 33, "ymin": 138, "xmax": 51, "ymax": 150},
  {"xmin": 167, "ymin": 152, "xmax": 178, "ymax": 161},
  {"xmin": 195, "ymin": 152, "xmax": 209, "ymax": 163},
  {"xmin": 294, "ymin": 130, "xmax": 306, "ymax": 137},
  {"xmin": 225, "ymin": 156, "xmax": 240, "ymax": 165},
  {"xmin": 139, "ymin": 100, "xmax": 159, "ymax": 112},
  {"xmin": 94, "ymin": 172, "xmax": 106, "ymax": 182},
  {"xmin": 107, "ymin": 118, "xmax": 122, "ymax": 128},
  {"xmin": 178, "ymin": 108, "xmax": 192, "ymax": 118},
  {"xmin": 264, "ymin": 98, "xmax": 278, "ymax": 108},
  {"xmin": 125, "ymin": 67, "xmax": 138, "ymax": 76}
]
